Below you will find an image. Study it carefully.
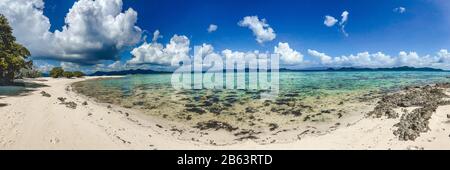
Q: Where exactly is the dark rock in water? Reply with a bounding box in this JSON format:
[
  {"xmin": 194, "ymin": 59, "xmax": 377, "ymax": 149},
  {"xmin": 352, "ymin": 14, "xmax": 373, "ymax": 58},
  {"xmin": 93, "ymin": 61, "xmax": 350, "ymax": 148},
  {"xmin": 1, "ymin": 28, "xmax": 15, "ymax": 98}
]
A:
[
  {"xmin": 133, "ymin": 101, "xmax": 145, "ymax": 106},
  {"xmin": 184, "ymin": 103, "xmax": 197, "ymax": 108},
  {"xmin": 193, "ymin": 96, "xmax": 202, "ymax": 101},
  {"xmin": 205, "ymin": 95, "xmax": 219, "ymax": 102},
  {"xmin": 268, "ymin": 123, "xmax": 279, "ymax": 131},
  {"xmin": 225, "ymin": 97, "xmax": 238, "ymax": 104},
  {"xmin": 40, "ymin": 91, "xmax": 51, "ymax": 97},
  {"xmin": 245, "ymin": 107, "xmax": 258, "ymax": 113},
  {"xmin": 263, "ymin": 100, "xmax": 272, "ymax": 106},
  {"xmin": 281, "ymin": 109, "xmax": 302, "ymax": 117},
  {"xmin": 250, "ymin": 94, "xmax": 261, "ymax": 99},
  {"xmin": 447, "ymin": 114, "xmax": 450, "ymax": 119},
  {"xmin": 82, "ymin": 101, "xmax": 88, "ymax": 105},
  {"xmin": 290, "ymin": 109, "xmax": 302, "ymax": 116},
  {"xmin": 185, "ymin": 107, "xmax": 206, "ymax": 114},
  {"xmin": 275, "ymin": 98, "xmax": 295, "ymax": 106},
  {"xmin": 223, "ymin": 103, "xmax": 233, "ymax": 107},
  {"xmin": 201, "ymin": 100, "xmax": 213, "ymax": 107},
  {"xmin": 194, "ymin": 120, "xmax": 238, "ymax": 132},
  {"xmin": 186, "ymin": 115, "xmax": 192, "ymax": 120},
  {"xmin": 338, "ymin": 101, "xmax": 344, "ymax": 105},
  {"xmin": 0, "ymin": 103, "xmax": 8, "ymax": 107},
  {"xmin": 284, "ymin": 93, "xmax": 298, "ymax": 97},
  {"xmin": 208, "ymin": 105, "xmax": 224, "ymax": 115}
]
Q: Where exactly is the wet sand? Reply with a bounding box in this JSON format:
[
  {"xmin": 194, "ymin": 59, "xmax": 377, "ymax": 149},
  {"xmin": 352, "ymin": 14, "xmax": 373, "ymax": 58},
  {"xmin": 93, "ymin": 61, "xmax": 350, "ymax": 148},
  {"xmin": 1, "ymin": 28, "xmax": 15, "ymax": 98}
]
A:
[{"xmin": 0, "ymin": 77, "xmax": 450, "ymax": 149}]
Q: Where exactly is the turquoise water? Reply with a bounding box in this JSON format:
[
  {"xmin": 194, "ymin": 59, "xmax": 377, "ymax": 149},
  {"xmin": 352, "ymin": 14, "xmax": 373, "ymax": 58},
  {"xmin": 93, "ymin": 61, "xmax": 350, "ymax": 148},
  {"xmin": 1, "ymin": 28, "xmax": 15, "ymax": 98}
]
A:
[
  {"xmin": 0, "ymin": 86, "xmax": 27, "ymax": 96},
  {"xmin": 75, "ymin": 71, "xmax": 450, "ymax": 98},
  {"xmin": 71, "ymin": 71, "xmax": 450, "ymax": 129}
]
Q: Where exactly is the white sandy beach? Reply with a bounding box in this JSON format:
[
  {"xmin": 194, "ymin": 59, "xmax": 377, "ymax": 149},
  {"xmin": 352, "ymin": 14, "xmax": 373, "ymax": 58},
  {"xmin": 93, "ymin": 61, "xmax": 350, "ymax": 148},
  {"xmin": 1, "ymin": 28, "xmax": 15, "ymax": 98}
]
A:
[{"xmin": 0, "ymin": 77, "xmax": 449, "ymax": 150}]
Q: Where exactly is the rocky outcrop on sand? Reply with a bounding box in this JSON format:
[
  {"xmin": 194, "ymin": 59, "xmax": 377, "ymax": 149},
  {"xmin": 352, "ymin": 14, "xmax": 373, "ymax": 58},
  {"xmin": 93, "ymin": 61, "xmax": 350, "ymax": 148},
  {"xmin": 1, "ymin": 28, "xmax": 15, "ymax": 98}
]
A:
[
  {"xmin": 40, "ymin": 91, "xmax": 51, "ymax": 97},
  {"xmin": 369, "ymin": 83, "xmax": 450, "ymax": 141}
]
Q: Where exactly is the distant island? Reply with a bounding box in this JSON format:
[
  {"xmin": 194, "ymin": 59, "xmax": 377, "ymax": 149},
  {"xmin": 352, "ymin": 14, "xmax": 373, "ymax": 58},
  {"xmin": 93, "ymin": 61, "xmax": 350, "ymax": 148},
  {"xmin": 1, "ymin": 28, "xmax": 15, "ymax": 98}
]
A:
[
  {"xmin": 87, "ymin": 66, "xmax": 447, "ymax": 76},
  {"xmin": 321, "ymin": 66, "xmax": 446, "ymax": 72},
  {"xmin": 90, "ymin": 69, "xmax": 172, "ymax": 76}
]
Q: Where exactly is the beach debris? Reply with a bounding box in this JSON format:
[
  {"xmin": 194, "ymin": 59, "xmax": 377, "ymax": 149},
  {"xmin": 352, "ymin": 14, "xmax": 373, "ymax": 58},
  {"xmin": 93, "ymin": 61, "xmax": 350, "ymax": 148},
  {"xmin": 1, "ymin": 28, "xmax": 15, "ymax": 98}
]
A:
[
  {"xmin": 185, "ymin": 107, "xmax": 206, "ymax": 114},
  {"xmin": 57, "ymin": 97, "xmax": 66, "ymax": 103},
  {"xmin": 235, "ymin": 135, "xmax": 259, "ymax": 141},
  {"xmin": 132, "ymin": 101, "xmax": 144, "ymax": 106},
  {"xmin": 406, "ymin": 146, "xmax": 424, "ymax": 150},
  {"xmin": 0, "ymin": 103, "xmax": 8, "ymax": 107},
  {"xmin": 116, "ymin": 136, "xmax": 131, "ymax": 144},
  {"xmin": 245, "ymin": 107, "xmax": 258, "ymax": 113},
  {"xmin": 40, "ymin": 91, "xmax": 51, "ymax": 97},
  {"xmin": 156, "ymin": 124, "xmax": 163, "ymax": 128},
  {"xmin": 207, "ymin": 104, "xmax": 225, "ymax": 115},
  {"xmin": 57, "ymin": 97, "xmax": 77, "ymax": 109},
  {"xmin": 64, "ymin": 101, "xmax": 77, "ymax": 109},
  {"xmin": 282, "ymin": 109, "xmax": 302, "ymax": 116},
  {"xmin": 447, "ymin": 114, "xmax": 450, "ymax": 119},
  {"xmin": 234, "ymin": 129, "xmax": 261, "ymax": 141},
  {"xmin": 49, "ymin": 137, "xmax": 60, "ymax": 144},
  {"xmin": 268, "ymin": 123, "xmax": 279, "ymax": 131},
  {"xmin": 170, "ymin": 128, "xmax": 183, "ymax": 134},
  {"xmin": 194, "ymin": 120, "xmax": 238, "ymax": 132},
  {"xmin": 186, "ymin": 115, "xmax": 192, "ymax": 120}
]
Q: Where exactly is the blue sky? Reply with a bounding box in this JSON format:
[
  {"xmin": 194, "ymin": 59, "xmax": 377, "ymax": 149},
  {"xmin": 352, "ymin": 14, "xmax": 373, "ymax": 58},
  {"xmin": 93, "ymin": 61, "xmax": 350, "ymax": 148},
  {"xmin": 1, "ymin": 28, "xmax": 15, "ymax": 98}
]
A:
[{"xmin": 2, "ymin": 0, "xmax": 450, "ymax": 72}]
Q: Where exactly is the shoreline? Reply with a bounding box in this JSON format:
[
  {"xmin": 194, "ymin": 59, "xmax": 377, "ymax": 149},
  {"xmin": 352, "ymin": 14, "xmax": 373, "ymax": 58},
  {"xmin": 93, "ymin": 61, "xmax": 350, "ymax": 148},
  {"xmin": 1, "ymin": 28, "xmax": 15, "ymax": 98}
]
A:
[{"xmin": 0, "ymin": 76, "xmax": 449, "ymax": 149}]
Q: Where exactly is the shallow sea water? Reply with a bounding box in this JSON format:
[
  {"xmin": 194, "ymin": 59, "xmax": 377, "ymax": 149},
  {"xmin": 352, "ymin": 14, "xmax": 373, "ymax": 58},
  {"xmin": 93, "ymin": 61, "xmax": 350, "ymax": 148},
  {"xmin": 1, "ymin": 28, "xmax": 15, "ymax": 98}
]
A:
[{"xmin": 72, "ymin": 71, "xmax": 450, "ymax": 141}]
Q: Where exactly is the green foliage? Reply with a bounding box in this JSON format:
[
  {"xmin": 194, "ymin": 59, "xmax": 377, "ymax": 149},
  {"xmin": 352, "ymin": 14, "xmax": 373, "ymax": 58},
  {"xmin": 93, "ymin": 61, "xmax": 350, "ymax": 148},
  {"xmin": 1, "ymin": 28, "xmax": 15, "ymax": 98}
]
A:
[
  {"xmin": 50, "ymin": 67, "xmax": 64, "ymax": 78},
  {"xmin": 63, "ymin": 71, "xmax": 74, "ymax": 78},
  {"xmin": 18, "ymin": 67, "xmax": 42, "ymax": 78},
  {"xmin": 0, "ymin": 14, "xmax": 32, "ymax": 84},
  {"xmin": 72, "ymin": 71, "xmax": 85, "ymax": 78}
]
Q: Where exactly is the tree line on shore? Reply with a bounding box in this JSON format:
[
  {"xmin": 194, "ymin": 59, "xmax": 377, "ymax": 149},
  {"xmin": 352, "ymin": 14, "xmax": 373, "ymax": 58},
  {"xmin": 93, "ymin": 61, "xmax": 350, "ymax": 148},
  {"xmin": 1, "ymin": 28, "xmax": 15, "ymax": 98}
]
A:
[{"xmin": 1, "ymin": 14, "xmax": 85, "ymax": 85}]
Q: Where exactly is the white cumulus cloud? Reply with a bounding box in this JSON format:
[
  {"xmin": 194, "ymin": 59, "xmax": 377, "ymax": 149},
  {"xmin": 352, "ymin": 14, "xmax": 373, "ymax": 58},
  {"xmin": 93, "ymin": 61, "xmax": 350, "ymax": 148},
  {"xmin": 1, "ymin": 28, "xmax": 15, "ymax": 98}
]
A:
[
  {"xmin": 0, "ymin": 0, "xmax": 142, "ymax": 65},
  {"xmin": 307, "ymin": 49, "xmax": 333, "ymax": 64},
  {"xmin": 393, "ymin": 7, "xmax": 406, "ymax": 13},
  {"xmin": 324, "ymin": 10, "xmax": 349, "ymax": 37},
  {"xmin": 207, "ymin": 24, "xmax": 218, "ymax": 33},
  {"xmin": 238, "ymin": 16, "xmax": 276, "ymax": 44},
  {"xmin": 128, "ymin": 34, "xmax": 190, "ymax": 66},
  {"xmin": 324, "ymin": 16, "xmax": 338, "ymax": 27},
  {"xmin": 274, "ymin": 42, "xmax": 303, "ymax": 64}
]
